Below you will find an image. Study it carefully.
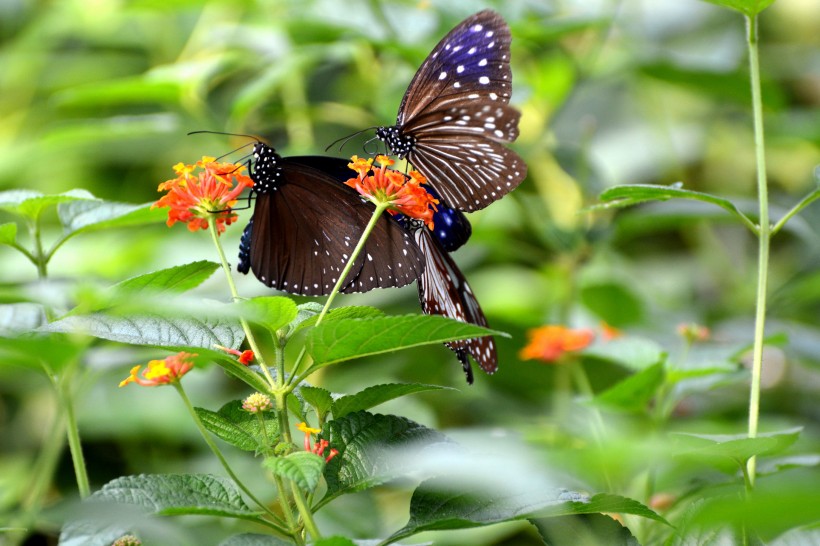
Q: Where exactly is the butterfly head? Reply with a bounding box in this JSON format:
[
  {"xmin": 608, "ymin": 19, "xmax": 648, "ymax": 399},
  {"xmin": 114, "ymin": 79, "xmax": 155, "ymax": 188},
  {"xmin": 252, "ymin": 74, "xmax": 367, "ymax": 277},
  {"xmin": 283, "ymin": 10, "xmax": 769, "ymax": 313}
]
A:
[
  {"xmin": 249, "ymin": 142, "xmax": 283, "ymax": 195},
  {"xmin": 375, "ymin": 126, "xmax": 416, "ymax": 159}
]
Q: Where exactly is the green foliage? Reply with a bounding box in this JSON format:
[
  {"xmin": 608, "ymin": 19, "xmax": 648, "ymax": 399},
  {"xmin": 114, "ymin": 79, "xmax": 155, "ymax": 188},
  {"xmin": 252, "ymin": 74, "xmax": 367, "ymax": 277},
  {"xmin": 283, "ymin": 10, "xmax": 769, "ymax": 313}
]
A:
[
  {"xmin": 0, "ymin": 222, "xmax": 17, "ymax": 246},
  {"xmin": 700, "ymin": 0, "xmax": 776, "ymax": 16},
  {"xmin": 239, "ymin": 296, "xmax": 299, "ymax": 333},
  {"xmin": 113, "ymin": 261, "xmax": 220, "ymax": 296},
  {"xmin": 196, "ymin": 400, "xmax": 280, "ymax": 452},
  {"xmin": 265, "ymin": 452, "xmax": 326, "ymax": 492},
  {"xmin": 331, "ymin": 383, "xmax": 454, "ymax": 418}
]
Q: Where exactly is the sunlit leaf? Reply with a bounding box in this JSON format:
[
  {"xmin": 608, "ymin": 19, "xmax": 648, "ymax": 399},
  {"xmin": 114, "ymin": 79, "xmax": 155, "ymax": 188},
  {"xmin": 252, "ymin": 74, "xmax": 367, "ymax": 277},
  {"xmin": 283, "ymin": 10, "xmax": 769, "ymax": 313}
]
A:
[
  {"xmin": 113, "ymin": 261, "xmax": 219, "ymax": 296},
  {"xmin": 58, "ymin": 200, "xmax": 166, "ymax": 236},
  {"xmin": 0, "ymin": 222, "xmax": 17, "ymax": 246},
  {"xmin": 675, "ymin": 428, "xmax": 802, "ymax": 470},
  {"xmin": 294, "ymin": 305, "xmax": 385, "ymax": 334},
  {"xmin": 0, "ymin": 303, "xmax": 47, "ymax": 335},
  {"xmin": 306, "ymin": 315, "xmax": 503, "ymax": 367},
  {"xmin": 533, "ymin": 513, "xmax": 640, "ymax": 546},
  {"xmin": 0, "ymin": 189, "xmax": 94, "ymax": 220},
  {"xmin": 265, "ymin": 452, "xmax": 326, "ymax": 492},
  {"xmin": 584, "ymin": 337, "xmax": 665, "ymax": 371},
  {"xmin": 238, "ymin": 296, "xmax": 298, "ymax": 333},
  {"xmin": 700, "ymin": 0, "xmax": 776, "ymax": 16},
  {"xmin": 594, "ymin": 362, "xmax": 665, "ymax": 412},
  {"xmin": 332, "ymin": 383, "xmax": 454, "ymax": 419},
  {"xmin": 299, "ymin": 385, "xmax": 334, "ymax": 419}
]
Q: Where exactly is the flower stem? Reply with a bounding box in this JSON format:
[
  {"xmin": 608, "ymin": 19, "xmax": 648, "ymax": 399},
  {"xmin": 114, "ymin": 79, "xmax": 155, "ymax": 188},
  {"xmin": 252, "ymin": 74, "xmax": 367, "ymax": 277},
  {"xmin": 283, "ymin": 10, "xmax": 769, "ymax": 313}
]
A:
[
  {"xmin": 174, "ymin": 383, "xmax": 287, "ymax": 531},
  {"xmin": 745, "ymin": 13, "xmax": 770, "ymax": 488},
  {"xmin": 290, "ymin": 482, "xmax": 321, "ymax": 541},
  {"xmin": 570, "ymin": 360, "xmax": 614, "ymax": 492},
  {"xmin": 770, "ymin": 188, "xmax": 820, "ymax": 236},
  {"xmin": 288, "ymin": 202, "xmax": 390, "ymax": 386},
  {"xmin": 207, "ymin": 221, "xmax": 277, "ymax": 391},
  {"xmin": 56, "ymin": 361, "xmax": 90, "ymax": 498}
]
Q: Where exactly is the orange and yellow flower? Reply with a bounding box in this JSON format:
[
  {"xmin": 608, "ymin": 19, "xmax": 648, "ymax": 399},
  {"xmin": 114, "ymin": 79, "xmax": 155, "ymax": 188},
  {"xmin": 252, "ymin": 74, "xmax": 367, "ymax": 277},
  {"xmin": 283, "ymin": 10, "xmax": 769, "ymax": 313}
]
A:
[
  {"xmin": 119, "ymin": 352, "xmax": 196, "ymax": 387},
  {"xmin": 153, "ymin": 157, "xmax": 254, "ymax": 235},
  {"xmin": 519, "ymin": 325, "xmax": 595, "ymax": 363},
  {"xmin": 345, "ymin": 155, "xmax": 438, "ymax": 229},
  {"xmin": 214, "ymin": 344, "xmax": 255, "ymax": 366},
  {"xmin": 297, "ymin": 422, "xmax": 338, "ymax": 462}
]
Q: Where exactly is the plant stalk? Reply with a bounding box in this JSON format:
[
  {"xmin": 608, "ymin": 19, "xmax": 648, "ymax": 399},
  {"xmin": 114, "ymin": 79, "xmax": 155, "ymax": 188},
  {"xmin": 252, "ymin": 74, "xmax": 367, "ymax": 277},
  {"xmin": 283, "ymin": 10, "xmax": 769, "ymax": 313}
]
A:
[
  {"xmin": 745, "ymin": 14, "xmax": 770, "ymax": 487},
  {"xmin": 57, "ymin": 362, "xmax": 90, "ymax": 498}
]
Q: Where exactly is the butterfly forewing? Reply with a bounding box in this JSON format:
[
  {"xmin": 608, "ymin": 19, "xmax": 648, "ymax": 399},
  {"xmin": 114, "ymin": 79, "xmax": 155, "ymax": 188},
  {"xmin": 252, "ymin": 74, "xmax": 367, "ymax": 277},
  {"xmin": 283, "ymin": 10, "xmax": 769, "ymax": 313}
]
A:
[
  {"xmin": 415, "ymin": 228, "xmax": 498, "ymax": 378},
  {"xmin": 398, "ymin": 10, "xmax": 513, "ymax": 123}
]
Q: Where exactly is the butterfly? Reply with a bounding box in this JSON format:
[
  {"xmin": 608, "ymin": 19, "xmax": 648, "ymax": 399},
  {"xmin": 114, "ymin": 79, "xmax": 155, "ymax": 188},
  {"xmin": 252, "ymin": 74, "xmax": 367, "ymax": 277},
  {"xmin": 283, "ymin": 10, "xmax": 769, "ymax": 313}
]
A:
[
  {"xmin": 399, "ymin": 193, "xmax": 497, "ymax": 384},
  {"xmin": 376, "ymin": 10, "xmax": 527, "ymax": 212},
  {"xmin": 236, "ymin": 143, "xmax": 424, "ymax": 296}
]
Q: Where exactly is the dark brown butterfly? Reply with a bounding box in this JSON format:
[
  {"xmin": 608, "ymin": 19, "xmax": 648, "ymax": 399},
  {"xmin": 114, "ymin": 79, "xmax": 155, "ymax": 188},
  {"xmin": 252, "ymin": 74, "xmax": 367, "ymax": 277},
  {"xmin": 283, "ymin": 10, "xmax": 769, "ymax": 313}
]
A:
[
  {"xmin": 376, "ymin": 10, "xmax": 527, "ymax": 212},
  {"xmin": 237, "ymin": 143, "xmax": 424, "ymax": 295}
]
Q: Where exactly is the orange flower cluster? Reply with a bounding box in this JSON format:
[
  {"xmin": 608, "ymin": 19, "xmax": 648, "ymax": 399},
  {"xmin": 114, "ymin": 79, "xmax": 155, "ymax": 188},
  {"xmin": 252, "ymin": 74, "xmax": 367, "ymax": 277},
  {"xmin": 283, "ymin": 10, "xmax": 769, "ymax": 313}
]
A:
[
  {"xmin": 519, "ymin": 325, "xmax": 595, "ymax": 364},
  {"xmin": 119, "ymin": 352, "xmax": 196, "ymax": 387},
  {"xmin": 345, "ymin": 155, "xmax": 438, "ymax": 229},
  {"xmin": 214, "ymin": 344, "xmax": 255, "ymax": 366},
  {"xmin": 297, "ymin": 422, "xmax": 338, "ymax": 463},
  {"xmin": 153, "ymin": 157, "xmax": 254, "ymax": 235}
]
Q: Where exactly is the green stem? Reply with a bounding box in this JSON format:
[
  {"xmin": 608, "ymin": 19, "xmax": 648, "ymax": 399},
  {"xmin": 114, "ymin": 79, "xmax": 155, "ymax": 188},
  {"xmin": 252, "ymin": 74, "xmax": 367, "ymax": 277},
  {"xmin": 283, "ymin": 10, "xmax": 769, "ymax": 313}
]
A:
[
  {"xmin": 770, "ymin": 188, "xmax": 820, "ymax": 236},
  {"xmin": 57, "ymin": 362, "xmax": 90, "ymax": 498},
  {"xmin": 207, "ymin": 220, "xmax": 277, "ymax": 391},
  {"xmin": 30, "ymin": 216, "xmax": 48, "ymax": 279},
  {"xmin": 288, "ymin": 202, "xmax": 390, "ymax": 387},
  {"xmin": 174, "ymin": 383, "xmax": 287, "ymax": 530},
  {"xmin": 745, "ymin": 13, "xmax": 770, "ymax": 488},
  {"xmin": 570, "ymin": 360, "xmax": 614, "ymax": 492},
  {"xmin": 290, "ymin": 482, "xmax": 321, "ymax": 541},
  {"xmin": 272, "ymin": 475, "xmax": 303, "ymax": 545}
]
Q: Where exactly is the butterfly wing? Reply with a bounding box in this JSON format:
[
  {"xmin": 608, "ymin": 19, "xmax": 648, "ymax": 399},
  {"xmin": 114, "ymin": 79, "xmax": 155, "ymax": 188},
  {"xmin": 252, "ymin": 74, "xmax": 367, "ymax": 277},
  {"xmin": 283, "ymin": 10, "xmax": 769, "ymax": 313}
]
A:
[
  {"xmin": 245, "ymin": 159, "xmax": 423, "ymax": 295},
  {"xmin": 415, "ymin": 228, "xmax": 497, "ymax": 383},
  {"xmin": 398, "ymin": 10, "xmax": 513, "ymax": 124}
]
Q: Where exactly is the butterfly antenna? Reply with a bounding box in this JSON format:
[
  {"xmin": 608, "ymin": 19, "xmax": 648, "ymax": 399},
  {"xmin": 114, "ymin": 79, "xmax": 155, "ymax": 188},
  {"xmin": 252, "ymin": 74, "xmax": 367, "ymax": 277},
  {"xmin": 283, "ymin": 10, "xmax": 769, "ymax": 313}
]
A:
[
  {"xmin": 362, "ymin": 135, "xmax": 382, "ymax": 155},
  {"xmin": 187, "ymin": 131, "xmax": 264, "ymax": 162},
  {"xmin": 324, "ymin": 127, "xmax": 378, "ymax": 153}
]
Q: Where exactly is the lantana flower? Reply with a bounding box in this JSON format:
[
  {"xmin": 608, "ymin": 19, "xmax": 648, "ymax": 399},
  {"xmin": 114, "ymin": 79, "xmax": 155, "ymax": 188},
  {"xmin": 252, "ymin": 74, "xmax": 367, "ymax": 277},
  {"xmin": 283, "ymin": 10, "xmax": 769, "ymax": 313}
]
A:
[
  {"xmin": 345, "ymin": 155, "xmax": 438, "ymax": 229},
  {"xmin": 297, "ymin": 422, "xmax": 338, "ymax": 463},
  {"xmin": 153, "ymin": 157, "xmax": 254, "ymax": 235},
  {"xmin": 214, "ymin": 344, "xmax": 255, "ymax": 365},
  {"xmin": 677, "ymin": 322, "xmax": 710, "ymax": 343},
  {"xmin": 519, "ymin": 325, "xmax": 595, "ymax": 363},
  {"xmin": 242, "ymin": 393, "xmax": 272, "ymax": 413},
  {"xmin": 119, "ymin": 352, "xmax": 196, "ymax": 387}
]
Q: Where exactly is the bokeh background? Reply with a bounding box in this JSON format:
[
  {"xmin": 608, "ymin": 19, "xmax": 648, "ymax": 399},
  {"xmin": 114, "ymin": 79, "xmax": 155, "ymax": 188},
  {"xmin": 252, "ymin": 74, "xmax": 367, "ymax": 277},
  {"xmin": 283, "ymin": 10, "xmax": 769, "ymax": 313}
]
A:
[{"xmin": 1, "ymin": 0, "xmax": 819, "ymax": 544}]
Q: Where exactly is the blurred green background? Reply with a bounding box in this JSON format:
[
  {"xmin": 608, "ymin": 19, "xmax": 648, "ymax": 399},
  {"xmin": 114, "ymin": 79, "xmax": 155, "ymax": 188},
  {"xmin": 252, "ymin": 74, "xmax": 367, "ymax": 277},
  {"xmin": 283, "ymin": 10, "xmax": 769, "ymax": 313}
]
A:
[{"xmin": 1, "ymin": 0, "xmax": 819, "ymax": 544}]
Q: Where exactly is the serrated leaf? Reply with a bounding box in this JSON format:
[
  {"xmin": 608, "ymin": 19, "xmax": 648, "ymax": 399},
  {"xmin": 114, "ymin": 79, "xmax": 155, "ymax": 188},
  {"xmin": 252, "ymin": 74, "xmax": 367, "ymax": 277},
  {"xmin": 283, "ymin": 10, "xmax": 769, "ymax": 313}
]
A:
[
  {"xmin": 105, "ymin": 474, "xmax": 254, "ymax": 516},
  {"xmin": 0, "ymin": 189, "xmax": 95, "ymax": 219},
  {"xmin": 0, "ymin": 303, "xmax": 47, "ymax": 335},
  {"xmin": 594, "ymin": 362, "xmax": 665, "ymax": 412},
  {"xmin": 113, "ymin": 261, "xmax": 219, "ymax": 297},
  {"xmin": 388, "ymin": 484, "xmax": 666, "ymax": 543},
  {"xmin": 239, "ymin": 296, "xmax": 298, "ymax": 333},
  {"xmin": 593, "ymin": 184, "xmax": 750, "ymax": 226},
  {"xmin": 218, "ymin": 534, "xmax": 294, "ymax": 546},
  {"xmin": 701, "ymin": 0, "xmax": 775, "ymax": 16},
  {"xmin": 195, "ymin": 400, "xmax": 279, "ymax": 452},
  {"xmin": 318, "ymin": 411, "xmax": 448, "ymax": 507},
  {"xmin": 299, "ymin": 385, "xmax": 334, "ymax": 419},
  {"xmin": 675, "ymin": 427, "xmax": 802, "ymax": 469},
  {"xmin": 533, "ymin": 513, "xmax": 640, "ymax": 546},
  {"xmin": 306, "ymin": 315, "xmax": 503, "ymax": 367},
  {"xmin": 332, "ymin": 383, "xmax": 453, "ymax": 419},
  {"xmin": 294, "ymin": 305, "xmax": 386, "ymax": 334},
  {"xmin": 58, "ymin": 199, "xmax": 166, "ymax": 236},
  {"xmin": 265, "ymin": 452, "xmax": 326, "ymax": 492},
  {"xmin": 0, "ymin": 222, "xmax": 17, "ymax": 245},
  {"xmin": 44, "ymin": 312, "xmax": 244, "ymax": 351}
]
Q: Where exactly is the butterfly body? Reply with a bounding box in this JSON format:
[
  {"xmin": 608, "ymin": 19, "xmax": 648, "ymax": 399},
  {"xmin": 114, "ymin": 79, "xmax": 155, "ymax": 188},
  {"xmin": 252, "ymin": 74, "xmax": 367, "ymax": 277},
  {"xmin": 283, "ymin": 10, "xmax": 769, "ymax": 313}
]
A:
[
  {"xmin": 376, "ymin": 10, "xmax": 527, "ymax": 212},
  {"xmin": 238, "ymin": 143, "xmax": 424, "ymax": 296}
]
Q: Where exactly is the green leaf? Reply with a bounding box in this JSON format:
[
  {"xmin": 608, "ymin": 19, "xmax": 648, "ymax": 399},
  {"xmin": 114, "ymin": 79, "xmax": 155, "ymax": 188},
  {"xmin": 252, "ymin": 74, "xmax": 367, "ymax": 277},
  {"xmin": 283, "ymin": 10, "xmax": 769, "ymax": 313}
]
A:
[
  {"xmin": 533, "ymin": 513, "xmax": 640, "ymax": 546},
  {"xmin": 239, "ymin": 296, "xmax": 299, "ymax": 333},
  {"xmin": 0, "ymin": 222, "xmax": 17, "ymax": 246},
  {"xmin": 592, "ymin": 184, "xmax": 752, "ymax": 228},
  {"xmin": 306, "ymin": 314, "xmax": 503, "ymax": 367},
  {"xmin": 584, "ymin": 337, "xmax": 665, "ymax": 371},
  {"xmin": 0, "ymin": 189, "xmax": 95, "ymax": 220},
  {"xmin": 700, "ymin": 0, "xmax": 776, "ymax": 16},
  {"xmin": 594, "ymin": 362, "xmax": 665, "ymax": 412},
  {"xmin": 58, "ymin": 199, "xmax": 166, "ymax": 236},
  {"xmin": 44, "ymin": 312, "xmax": 244, "ymax": 351},
  {"xmin": 0, "ymin": 334, "xmax": 85, "ymax": 372},
  {"xmin": 318, "ymin": 411, "xmax": 448, "ymax": 507},
  {"xmin": 219, "ymin": 534, "xmax": 294, "ymax": 546},
  {"xmin": 388, "ymin": 484, "xmax": 666, "ymax": 543},
  {"xmin": 755, "ymin": 454, "xmax": 820, "ymax": 476},
  {"xmin": 113, "ymin": 261, "xmax": 219, "ymax": 297},
  {"xmin": 0, "ymin": 303, "xmax": 47, "ymax": 335},
  {"xmin": 332, "ymin": 383, "xmax": 454, "ymax": 419},
  {"xmin": 580, "ymin": 282, "xmax": 644, "ymax": 327},
  {"xmin": 310, "ymin": 538, "xmax": 359, "ymax": 546},
  {"xmin": 294, "ymin": 305, "xmax": 386, "ymax": 334},
  {"xmin": 299, "ymin": 385, "xmax": 334, "ymax": 420},
  {"xmin": 195, "ymin": 400, "xmax": 279, "ymax": 452},
  {"xmin": 675, "ymin": 428, "xmax": 802, "ymax": 470},
  {"xmin": 265, "ymin": 452, "xmax": 326, "ymax": 492},
  {"xmin": 94, "ymin": 473, "xmax": 255, "ymax": 517}
]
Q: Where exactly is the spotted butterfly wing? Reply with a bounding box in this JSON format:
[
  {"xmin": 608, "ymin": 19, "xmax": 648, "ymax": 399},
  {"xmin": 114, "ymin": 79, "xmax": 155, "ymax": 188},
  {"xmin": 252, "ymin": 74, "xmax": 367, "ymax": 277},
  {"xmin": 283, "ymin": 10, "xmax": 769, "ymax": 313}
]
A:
[
  {"xmin": 376, "ymin": 10, "xmax": 527, "ymax": 212},
  {"xmin": 238, "ymin": 143, "xmax": 424, "ymax": 295},
  {"xmin": 413, "ymin": 225, "xmax": 496, "ymax": 383}
]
